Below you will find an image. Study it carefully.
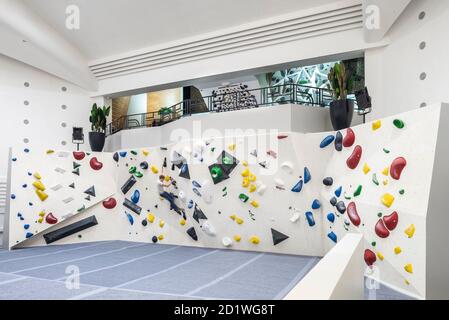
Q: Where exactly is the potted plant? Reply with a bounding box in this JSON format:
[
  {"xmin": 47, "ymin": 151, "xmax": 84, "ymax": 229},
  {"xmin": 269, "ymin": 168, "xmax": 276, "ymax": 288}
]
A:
[
  {"xmin": 327, "ymin": 62, "xmax": 354, "ymax": 130},
  {"xmin": 88, "ymin": 103, "xmax": 110, "ymax": 152}
]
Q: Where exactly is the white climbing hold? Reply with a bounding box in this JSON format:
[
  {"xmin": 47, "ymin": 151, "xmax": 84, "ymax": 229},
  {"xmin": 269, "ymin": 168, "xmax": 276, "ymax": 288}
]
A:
[
  {"xmin": 274, "ymin": 178, "xmax": 285, "ymax": 188},
  {"xmin": 281, "ymin": 161, "xmax": 294, "ymax": 174},
  {"xmin": 256, "ymin": 182, "xmax": 267, "ymax": 195},
  {"xmin": 178, "ymin": 191, "xmax": 186, "ymax": 202},
  {"xmin": 222, "ymin": 237, "xmax": 233, "ymax": 247},
  {"xmin": 201, "ymin": 180, "xmax": 214, "ymax": 204},
  {"xmin": 290, "ymin": 212, "xmax": 300, "ymax": 223},
  {"xmin": 201, "ymin": 221, "xmax": 216, "ymax": 236}
]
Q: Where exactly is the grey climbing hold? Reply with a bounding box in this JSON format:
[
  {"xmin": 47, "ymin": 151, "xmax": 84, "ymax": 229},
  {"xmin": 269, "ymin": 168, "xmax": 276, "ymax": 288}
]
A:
[
  {"xmin": 187, "ymin": 227, "xmax": 198, "ymax": 241},
  {"xmin": 271, "ymin": 228, "xmax": 289, "ymax": 245},
  {"xmin": 330, "ymin": 197, "xmax": 337, "ymax": 206},
  {"xmin": 323, "ymin": 177, "xmax": 333, "ymax": 186},
  {"xmin": 123, "ymin": 198, "xmax": 142, "ymax": 215},
  {"xmin": 84, "ymin": 186, "xmax": 96, "ymax": 197},
  {"xmin": 336, "ymin": 201, "xmax": 346, "ymax": 214},
  {"xmin": 121, "ymin": 176, "xmax": 137, "ymax": 194},
  {"xmin": 335, "ymin": 131, "xmax": 343, "ymax": 151},
  {"xmin": 193, "ymin": 204, "xmax": 207, "ymax": 223}
]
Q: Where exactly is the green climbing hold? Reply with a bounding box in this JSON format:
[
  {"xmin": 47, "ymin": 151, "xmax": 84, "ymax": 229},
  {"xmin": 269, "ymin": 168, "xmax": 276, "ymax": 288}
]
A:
[
  {"xmin": 372, "ymin": 173, "xmax": 379, "ymax": 186},
  {"xmin": 134, "ymin": 171, "xmax": 143, "ymax": 178},
  {"xmin": 211, "ymin": 147, "xmax": 215, "ymax": 152},
  {"xmin": 129, "ymin": 166, "xmax": 137, "ymax": 174},
  {"xmin": 131, "ymin": 150, "xmax": 138, "ymax": 155},
  {"xmin": 239, "ymin": 193, "xmax": 249, "ymax": 203},
  {"xmin": 399, "ymin": 189, "xmax": 405, "ymax": 195},
  {"xmin": 371, "ymin": 241, "xmax": 376, "ymax": 247},
  {"xmin": 383, "ymin": 148, "xmax": 390, "ymax": 154},
  {"xmin": 353, "ymin": 185, "xmax": 362, "ymax": 197},
  {"xmin": 377, "ymin": 212, "xmax": 383, "ymax": 217},
  {"xmin": 393, "ymin": 119, "xmax": 405, "ymax": 129},
  {"xmin": 222, "ymin": 156, "xmax": 233, "ymax": 165},
  {"xmin": 210, "ymin": 166, "xmax": 223, "ymax": 179},
  {"xmin": 222, "ymin": 186, "xmax": 227, "ymax": 192},
  {"xmin": 344, "ymin": 192, "xmax": 352, "ymax": 200}
]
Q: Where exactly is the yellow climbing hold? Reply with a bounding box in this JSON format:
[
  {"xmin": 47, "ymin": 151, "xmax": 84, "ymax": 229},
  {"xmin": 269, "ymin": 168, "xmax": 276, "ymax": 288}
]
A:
[
  {"xmin": 33, "ymin": 172, "xmax": 41, "ymax": 180},
  {"xmin": 164, "ymin": 175, "xmax": 171, "ymax": 182},
  {"xmin": 158, "ymin": 234, "xmax": 164, "ymax": 241},
  {"xmin": 382, "ymin": 167, "xmax": 389, "ymax": 176},
  {"xmin": 405, "ymin": 280, "xmax": 410, "ymax": 285},
  {"xmin": 234, "ymin": 235, "xmax": 241, "ymax": 242},
  {"xmin": 235, "ymin": 217, "xmax": 244, "ymax": 225},
  {"xmin": 151, "ymin": 165, "xmax": 159, "ymax": 174},
  {"xmin": 38, "ymin": 210, "xmax": 45, "ymax": 217},
  {"xmin": 249, "ymin": 184, "xmax": 257, "ymax": 193},
  {"xmin": 250, "ymin": 200, "xmax": 259, "ymax": 208},
  {"xmin": 35, "ymin": 189, "xmax": 48, "ymax": 201},
  {"xmin": 32, "ymin": 180, "xmax": 46, "ymax": 191},
  {"xmin": 249, "ymin": 236, "xmax": 260, "ymax": 244},
  {"xmin": 46, "ymin": 150, "xmax": 54, "ymax": 154},
  {"xmin": 230, "ymin": 214, "xmax": 236, "ymax": 221},
  {"xmin": 377, "ymin": 252, "xmax": 384, "ymax": 261},
  {"xmin": 228, "ymin": 144, "xmax": 236, "ymax": 151},
  {"xmin": 363, "ymin": 163, "xmax": 371, "ymax": 175},
  {"xmin": 142, "ymin": 149, "xmax": 149, "ymax": 156},
  {"xmin": 159, "ymin": 220, "xmax": 165, "ymax": 228},
  {"xmin": 180, "ymin": 219, "xmax": 186, "ymax": 226},
  {"xmin": 405, "ymin": 224, "xmax": 416, "ymax": 238},
  {"xmin": 404, "ymin": 264, "xmax": 413, "ymax": 274},
  {"xmin": 242, "ymin": 178, "xmax": 250, "ymax": 188},
  {"xmin": 383, "ymin": 179, "xmax": 388, "ymax": 186},
  {"xmin": 147, "ymin": 213, "xmax": 155, "ymax": 223},
  {"xmin": 37, "ymin": 217, "xmax": 43, "ymax": 223},
  {"xmin": 241, "ymin": 168, "xmax": 250, "ymax": 177},
  {"xmin": 372, "ymin": 120, "xmax": 382, "ymax": 131},
  {"xmin": 394, "ymin": 247, "xmax": 402, "ymax": 255},
  {"xmin": 381, "ymin": 193, "xmax": 395, "ymax": 208},
  {"xmin": 242, "ymin": 160, "xmax": 248, "ymax": 167},
  {"xmin": 248, "ymin": 173, "xmax": 257, "ymax": 182}
]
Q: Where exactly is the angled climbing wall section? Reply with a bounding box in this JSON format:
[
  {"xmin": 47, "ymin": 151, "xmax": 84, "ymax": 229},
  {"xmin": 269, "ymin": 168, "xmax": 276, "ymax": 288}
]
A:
[{"xmin": 6, "ymin": 104, "xmax": 446, "ymax": 299}]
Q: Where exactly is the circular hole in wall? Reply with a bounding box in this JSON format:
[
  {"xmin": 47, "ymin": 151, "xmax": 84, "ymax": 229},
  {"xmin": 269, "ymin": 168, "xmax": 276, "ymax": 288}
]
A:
[
  {"xmin": 420, "ymin": 72, "xmax": 427, "ymax": 80},
  {"xmin": 419, "ymin": 41, "xmax": 426, "ymax": 50},
  {"xmin": 24, "ymin": 82, "xmax": 30, "ymax": 87},
  {"xmin": 420, "ymin": 102, "xmax": 427, "ymax": 108},
  {"xmin": 23, "ymin": 138, "xmax": 29, "ymax": 144},
  {"xmin": 419, "ymin": 11, "xmax": 426, "ymax": 20},
  {"xmin": 23, "ymin": 119, "xmax": 29, "ymax": 125},
  {"xmin": 61, "ymin": 122, "xmax": 67, "ymax": 128},
  {"xmin": 24, "ymin": 100, "xmax": 29, "ymax": 106},
  {"xmin": 61, "ymin": 140, "xmax": 67, "ymax": 146},
  {"xmin": 61, "ymin": 86, "xmax": 67, "ymax": 92},
  {"xmin": 61, "ymin": 104, "xmax": 67, "ymax": 110}
]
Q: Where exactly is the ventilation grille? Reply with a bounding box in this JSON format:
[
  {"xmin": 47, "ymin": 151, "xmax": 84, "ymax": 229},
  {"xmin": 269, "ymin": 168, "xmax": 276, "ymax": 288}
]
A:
[{"xmin": 89, "ymin": 3, "xmax": 363, "ymax": 80}]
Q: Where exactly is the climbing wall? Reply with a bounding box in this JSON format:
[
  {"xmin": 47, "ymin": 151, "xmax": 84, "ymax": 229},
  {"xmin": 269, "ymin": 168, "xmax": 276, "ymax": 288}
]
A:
[{"xmin": 6, "ymin": 105, "xmax": 443, "ymax": 299}]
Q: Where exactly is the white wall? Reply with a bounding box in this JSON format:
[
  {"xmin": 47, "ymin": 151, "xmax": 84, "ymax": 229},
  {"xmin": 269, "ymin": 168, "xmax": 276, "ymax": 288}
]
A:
[
  {"xmin": 365, "ymin": 0, "xmax": 449, "ymax": 120},
  {"xmin": 0, "ymin": 54, "xmax": 95, "ymax": 177}
]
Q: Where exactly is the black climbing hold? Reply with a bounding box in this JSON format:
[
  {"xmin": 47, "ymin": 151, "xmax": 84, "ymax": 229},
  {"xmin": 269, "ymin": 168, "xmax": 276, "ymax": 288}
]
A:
[
  {"xmin": 163, "ymin": 157, "xmax": 167, "ymax": 168},
  {"xmin": 160, "ymin": 147, "xmax": 168, "ymax": 151},
  {"xmin": 186, "ymin": 227, "xmax": 198, "ymax": 241},
  {"xmin": 323, "ymin": 177, "xmax": 334, "ymax": 186},
  {"xmin": 73, "ymin": 162, "xmax": 81, "ymax": 169},
  {"xmin": 85, "ymin": 195, "xmax": 91, "ymax": 201},
  {"xmin": 179, "ymin": 163, "xmax": 191, "ymax": 179},
  {"xmin": 193, "ymin": 204, "xmax": 208, "ymax": 223},
  {"xmin": 335, "ymin": 131, "xmax": 343, "ymax": 151},
  {"xmin": 330, "ymin": 196, "xmax": 337, "ymax": 206},
  {"xmin": 121, "ymin": 175, "xmax": 137, "ymax": 194},
  {"xmin": 84, "ymin": 186, "xmax": 96, "ymax": 197},
  {"xmin": 140, "ymin": 161, "xmax": 148, "ymax": 170},
  {"xmin": 152, "ymin": 236, "xmax": 158, "ymax": 243},
  {"xmin": 217, "ymin": 151, "xmax": 239, "ymax": 175},
  {"xmin": 271, "ymin": 228, "xmax": 289, "ymax": 246},
  {"xmin": 123, "ymin": 198, "xmax": 142, "ymax": 215},
  {"xmin": 336, "ymin": 201, "xmax": 346, "ymax": 214},
  {"xmin": 142, "ymin": 219, "xmax": 147, "ymax": 226},
  {"xmin": 69, "ymin": 182, "xmax": 75, "ymax": 189},
  {"xmin": 72, "ymin": 167, "xmax": 80, "ymax": 176},
  {"xmin": 113, "ymin": 152, "xmax": 119, "ymax": 162},
  {"xmin": 171, "ymin": 163, "xmax": 175, "ymax": 171},
  {"xmin": 43, "ymin": 215, "xmax": 98, "ymax": 244}
]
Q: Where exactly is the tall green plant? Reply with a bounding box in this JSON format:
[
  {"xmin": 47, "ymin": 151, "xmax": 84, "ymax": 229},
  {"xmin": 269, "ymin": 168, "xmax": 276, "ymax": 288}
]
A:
[
  {"xmin": 89, "ymin": 103, "xmax": 111, "ymax": 133},
  {"xmin": 327, "ymin": 62, "xmax": 354, "ymax": 100}
]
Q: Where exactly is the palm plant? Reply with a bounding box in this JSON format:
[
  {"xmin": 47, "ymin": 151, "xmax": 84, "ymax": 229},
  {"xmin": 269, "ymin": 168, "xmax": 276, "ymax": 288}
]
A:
[{"xmin": 89, "ymin": 103, "xmax": 110, "ymax": 133}]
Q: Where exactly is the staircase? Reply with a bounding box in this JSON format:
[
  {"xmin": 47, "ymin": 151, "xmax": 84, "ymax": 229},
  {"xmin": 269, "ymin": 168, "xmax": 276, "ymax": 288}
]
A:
[{"xmin": 0, "ymin": 177, "xmax": 6, "ymax": 247}]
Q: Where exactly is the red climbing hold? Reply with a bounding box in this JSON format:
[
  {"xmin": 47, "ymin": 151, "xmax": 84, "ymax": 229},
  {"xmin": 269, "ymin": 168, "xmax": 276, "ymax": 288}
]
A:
[
  {"xmin": 45, "ymin": 212, "xmax": 58, "ymax": 224},
  {"xmin": 347, "ymin": 202, "xmax": 361, "ymax": 226},
  {"xmin": 390, "ymin": 157, "xmax": 407, "ymax": 180},
  {"xmin": 73, "ymin": 151, "xmax": 85, "ymax": 160},
  {"xmin": 277, "ymin": 134, "xmax": 288, "ymax": 140},
  {"xmin": 102, "ymin": 197, "xmax": 117, "ymax": 209},
  {"xmin": 364, "ymin": 249, "xmax": 377, "ymax": 266},
  {"xmin": 375, "ymin": 219, "xmax": 390, "ymax": 238},
  {"xmin": 346, "ymin": 145, "xmax": 362, "ymax": 169},
  {"xmin": 343, "ymin": 128, "xmax": 355, "ymax": 148},
  {"xmin": 90, "ymin": 157, "xmax": 103, "ymax": 170},
  {"xmin": 383, "ymin": 211, "xmax": 399, "ymax": 231}
]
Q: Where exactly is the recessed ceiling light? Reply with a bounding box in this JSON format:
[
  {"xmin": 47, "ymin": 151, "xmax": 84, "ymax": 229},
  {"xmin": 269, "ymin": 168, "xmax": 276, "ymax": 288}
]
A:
[{"xmin": 22, "ymin": 39, "xmax": 27, "ymax": 43}]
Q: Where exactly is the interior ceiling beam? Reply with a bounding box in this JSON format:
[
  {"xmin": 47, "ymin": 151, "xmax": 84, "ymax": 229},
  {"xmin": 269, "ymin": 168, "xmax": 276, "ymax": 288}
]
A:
[
  {"xmin": 363, "ymin": 0, "xmax": 411, "ymax": 42},
  {"xmin": 0, "ymin": 0, "xmax": 97, "ymax": 91}
]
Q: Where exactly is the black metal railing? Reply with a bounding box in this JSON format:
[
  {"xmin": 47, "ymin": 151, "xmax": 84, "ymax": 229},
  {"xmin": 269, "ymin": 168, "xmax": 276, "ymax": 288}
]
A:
[{"xmin": 105, "ymin": 84, "xmax": 350, "ymax": 136}]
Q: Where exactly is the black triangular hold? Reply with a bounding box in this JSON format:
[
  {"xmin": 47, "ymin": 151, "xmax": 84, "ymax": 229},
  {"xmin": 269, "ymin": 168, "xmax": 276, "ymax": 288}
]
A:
[
  {"xmin": 72, "ymin": 167, "xmax": 80, "ymax": 176},
  {"xmin": 113, "ymin": 152, "xmax": 119, "ymax": 162},
  {"xmin": 186, "ymin": 227, "xmax": 198, "ymax": 241},
  {"xmin": 193, "ymin": 204, "xmax": 207, "ymax": 223},
  {"xmin": 69, "ymin": 182, "xmax": 75, "ymax": 189},
  {"xmin": 73, "ymin": 162, "xmax": 81, "ymax": 169},
  {"xmin": 85, "ymin": 195, "xmax": 91, "ymax": 201},
  {"xmin": 84, "ymin": 186, "xmax": 96, "ymax": 197},
  {"xmin": 179, "ymin": 163, "xmax": 190, "ymax": 179},
  {"xmin": 271, "ymin": 228, "xmax": 289, "ymax": 245}
]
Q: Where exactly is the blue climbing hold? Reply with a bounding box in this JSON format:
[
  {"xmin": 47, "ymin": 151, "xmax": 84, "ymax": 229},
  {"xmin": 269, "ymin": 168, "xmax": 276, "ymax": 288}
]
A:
[
  {"xmin": 335, "ymin": 186, "xmax": 342, "ymax": 197},
  {"xmin": 327, "ymin": 213, "xmax": 335, "ymax": 223},
  {"xmin": 28, "ymin": 202, "xmax": 33, "ymax": 206},
  {"xmin": 11, "ymin": 194, "xmax": 16, "ymax": 199},
  {"xmin": 22, "ymin": 184, "xmax": 27, "ymax": 188},
  {"xmin": 25, "ymin": 232, "xmax": 33, "ymax": 239},
  {"xmin": 12, "ymin": 158, "xmax": 17, "ymax": 162},
  {"xmin": 291, "ymin": 180, "xmax": 303, "ymax": 193},
  {"xmin": 126, "ymin": 212, "xmax": 134, "ymax": 225},
  {"xmin": 311, "ymin": 199, "xmax": 321, "ymax": 209},
  {"xmin": 192, "ymin": 181, "xmax": 202, "ymax": 188},
  {"xmin": 327, "ymin": 231, "xmax": 337, "ymax": 243},
  {"xmin": 24, "ymin": 148, "xmax": 30, "ymax": 153},
  {"xmin": 188, "ymin": 200, "xmax": 194, "ymax": 209},
  {"xmin": 305, "ymin": 211, "xmax": 315, "ymax": 227},
  {"xmin": 24, "ymin": 224, "xmax": 30, "ymax": 230},
  {"xmin": 17, "ymin": 213, "xmax": 22, "ymax": 217},
  {"xmin": 131, "ymin": 190, "xmax": 140, "ymax": 204},
  {"xmin": 28, "ymin": 172, "xmax": 32, "ymax": 176},
  {"xmin": 320, "ymin": 135, "xmax": 335, "ymax": 148},
  {"xmin": 193, "ymin": 188, "xmax": 201, "ymax": 197},
  {"xmin": 304, "ymin": 167, "xmax": 311, "ymax": 184},
  {"xmin": 119, "ymin": 151, "xmax": 127, "ymax": 158}
]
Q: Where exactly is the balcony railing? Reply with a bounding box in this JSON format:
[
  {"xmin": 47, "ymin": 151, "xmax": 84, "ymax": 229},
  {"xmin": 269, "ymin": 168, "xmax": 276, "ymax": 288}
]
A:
[{"xmin": 105, "ymin": 84, "xmax": 351, "ymax": 136}]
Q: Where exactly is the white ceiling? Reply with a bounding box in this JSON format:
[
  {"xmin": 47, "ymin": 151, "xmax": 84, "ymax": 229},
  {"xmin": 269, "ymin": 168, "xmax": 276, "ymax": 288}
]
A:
[{"xmin": 23, "ymin": 0, "xmax": 338, "ymax": 61}]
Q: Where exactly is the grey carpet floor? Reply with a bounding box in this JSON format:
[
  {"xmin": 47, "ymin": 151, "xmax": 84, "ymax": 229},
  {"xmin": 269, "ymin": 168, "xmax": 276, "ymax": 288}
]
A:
[{"xmin": 0, "ymin": 241, "xmax": 319, "ymax": 300}]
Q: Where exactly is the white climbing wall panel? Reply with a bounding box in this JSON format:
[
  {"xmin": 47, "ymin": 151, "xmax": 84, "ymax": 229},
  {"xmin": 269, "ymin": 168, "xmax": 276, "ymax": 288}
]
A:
[{"xmin": 6, "ymin": 104, "xmax": 444, "ymax": 299}]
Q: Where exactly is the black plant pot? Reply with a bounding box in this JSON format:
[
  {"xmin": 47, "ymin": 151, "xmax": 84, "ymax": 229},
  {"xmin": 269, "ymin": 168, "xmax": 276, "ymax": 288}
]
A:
[
  {"xmin": 89, "ymin": 132, "xmax": 105, "ymax": 152},
  {"xmin": 329, "ymin": 99, "xmax": 354, "ymax": 130}
]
